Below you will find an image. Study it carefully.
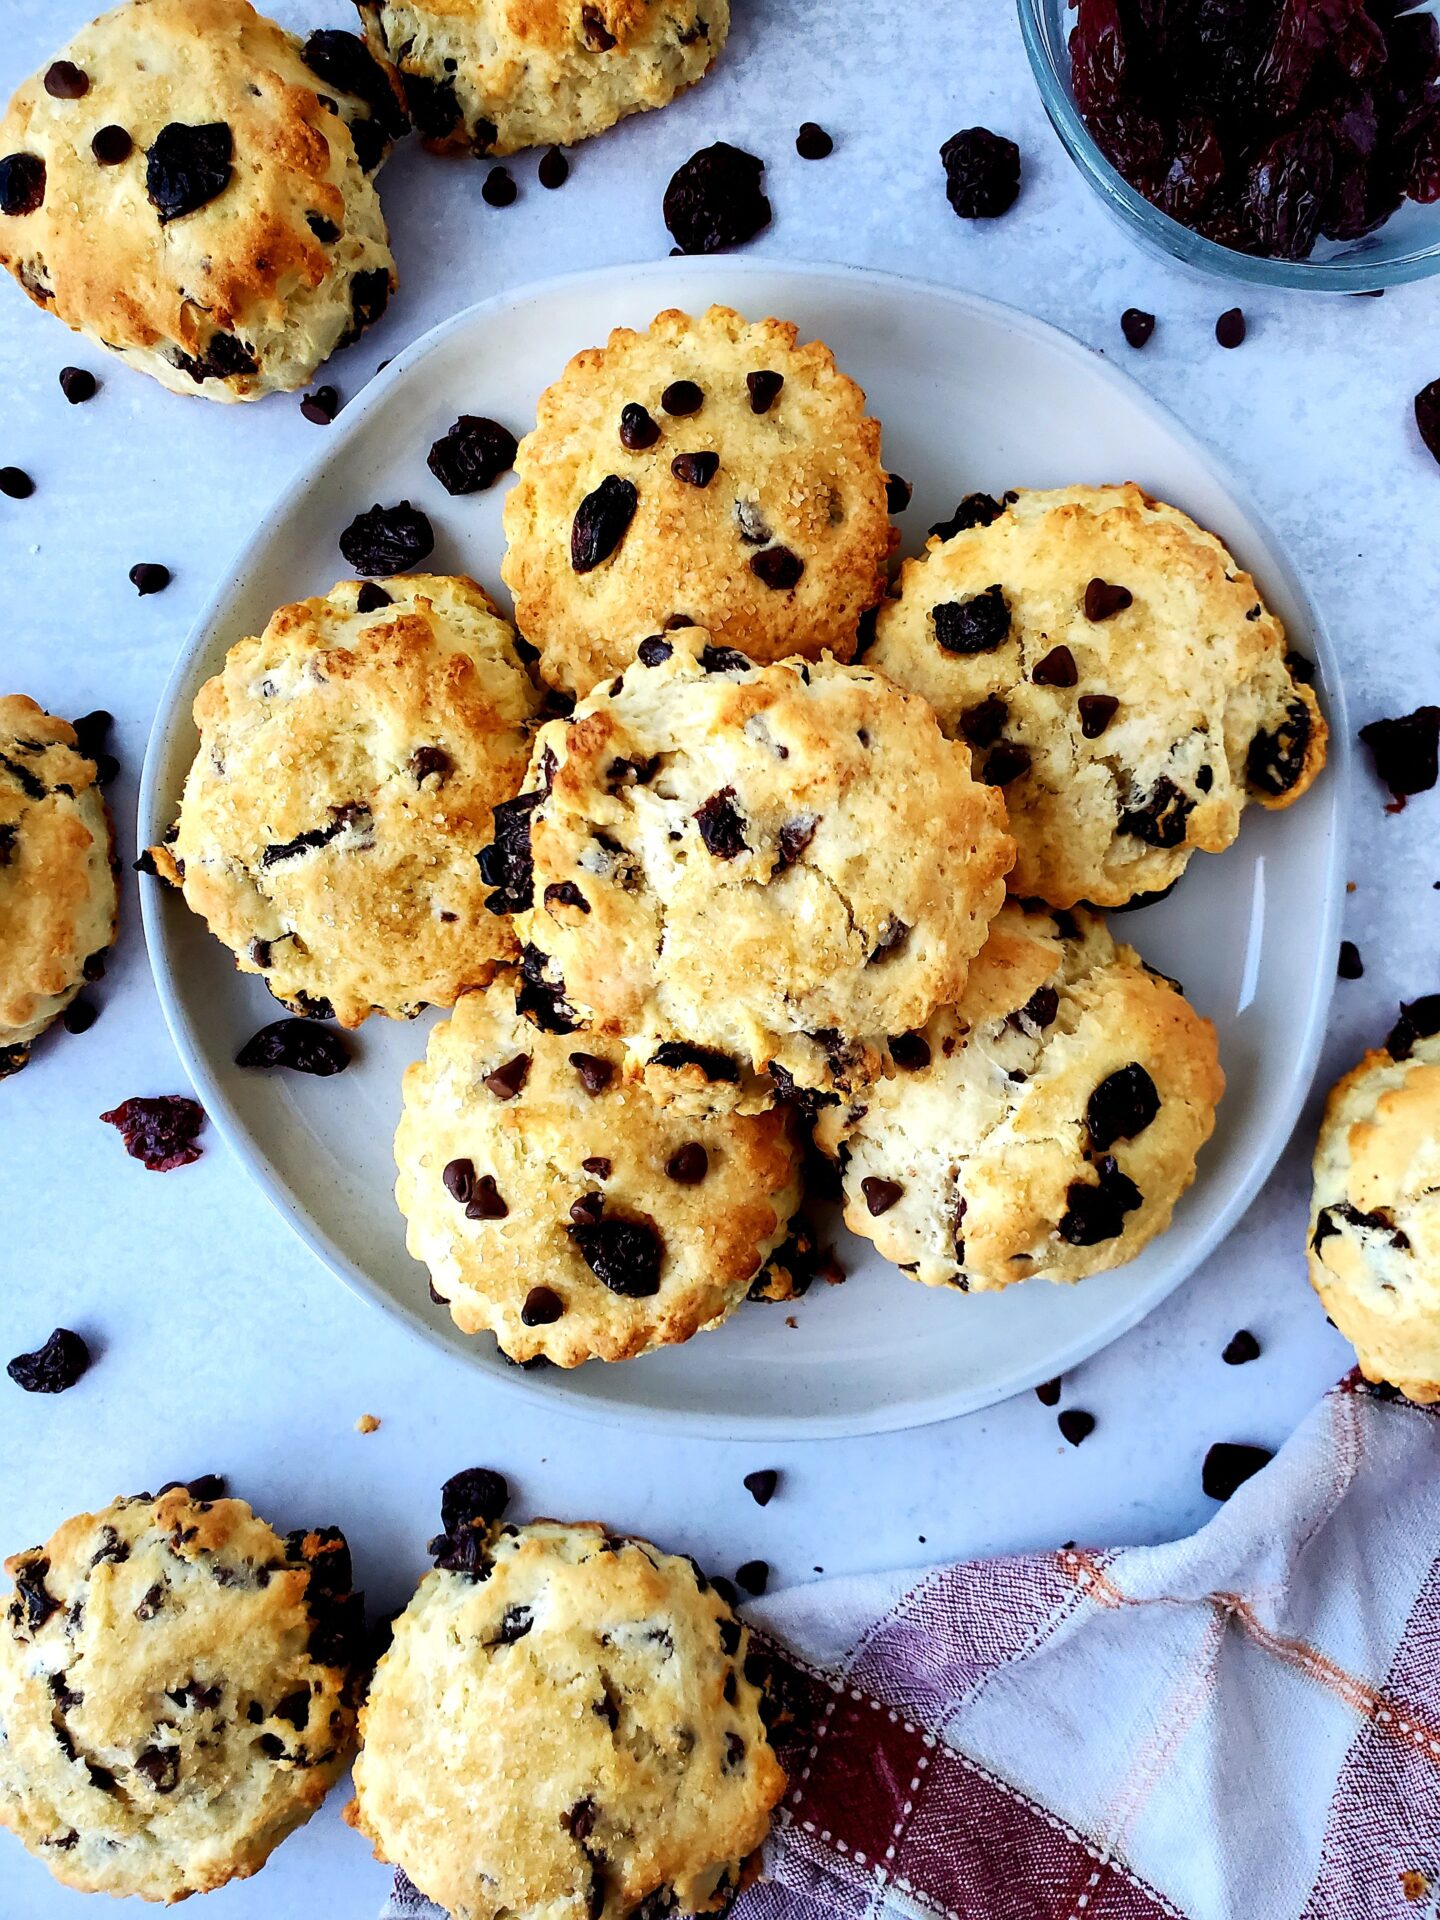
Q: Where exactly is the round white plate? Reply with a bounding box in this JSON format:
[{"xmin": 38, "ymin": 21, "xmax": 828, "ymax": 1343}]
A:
[{"xmin": 140, "ymin": 258, "xmax": 1348, "ymax": 1440}]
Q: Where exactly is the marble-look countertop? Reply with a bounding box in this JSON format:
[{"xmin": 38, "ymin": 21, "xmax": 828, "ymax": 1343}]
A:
[{"xmin": 2, "ymin": 0, "xmax": 1435, "ymax": 1911}]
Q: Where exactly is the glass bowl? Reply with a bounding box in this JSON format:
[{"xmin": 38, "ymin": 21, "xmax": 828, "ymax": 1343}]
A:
[{"xmin": 1017, "ymin": 0, "xmax": 1440, "ymax": 291}]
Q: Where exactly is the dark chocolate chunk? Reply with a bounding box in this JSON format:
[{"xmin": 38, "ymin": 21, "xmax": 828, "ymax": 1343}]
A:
[
  {"xmin": 300, "ymin": 30, "xmax": 408, "ymax": 140},
  {"xmin": 146, "ymin": 122, "xmax": 233, "ymax": 222},
  {"xmin": 1119, "ymin": 776, "xmax": 1193, "ymax": 848},
  {"xmin": 649, "ymin": 1043, "xmax": 739, "ymax": 1083},
  {"xmin": 888, "ymin": 1031, "xmax": 931, "ymax": 1071},
  {"xmin": 663, "ymin": 142, "xmax": 771, "ymax": 254},
  {"xmin": 776, "ymin": 814, "xmax": 819, "ymax": 870},
  {"xmin": 886, "ymin": 473, "xmax": 913, "ymax": 513},
  {"xmin": 403, "ymin": 72, "xmax": 463, "ymax": 139},
  {"xmin": 941, "ymin": 127, "xmax": 1021, "ymax": 217},
  {"xmin": 441, "ymin": 1467, "xmax": 510, "ymax": 1533},
  {"xmin": 931, "ymin": 493, "xmax": 1005, "ymax": 539},
  {"xmin": 1058, "ymin": 1155, "xmax": 1142, "ymax": 1245},
  {"xmin": 868, "ymin": 916, "xmax": 910, "ymax": 964},
  {"xmin": 571, "ymin": 475, "xmax": 638, "ymax": 572},
  {"xmin": 339, "ymin": 501, "xmax": 434, "ymax": 576},
  {"xmin": 699, "ymin": 644, "xmax": 752, "ymax": 673},
  {"xmin": 694, "ymin": 787, "xmax": 748, "ymax": 859},
  {"xmin": 170, "ymin": 332, "xmax": 257, "ymax": 385},
  {"xmin": 479, "ymin": 787, "xmax": 545, "ymax": 915},
  {"xmin": 7, "ymin": 1329, "xmax": 91, "ymax": 1395},
  {"xmin": 235, "ymin": 1020, "xmax": 350, "ymax": 1077},
  {"xmin": 9, "ymin": 1557, "xmax": 58, "ymax": 1632},
  {"xmin": 570, "ymin": 1214, "xmax": 664, "ymax": 1296},
  {"xmin": 409, "ymin": 745, "xmax": 451, "ymax": 783},
  {"xmin": 1247, "ymin": 698, "xmax": 1313, "ymax": 798},
  {"xmin": 983, "ymin": 741, "xmax": 1032, "ymax": 786},
  {"xmin": 581, "ymin": 1156, "xmax": 611, "ymax": 1179},
  {"xmin": 750, "ymin": 546, "xmax": 804, "ymax": 591},
  {"xmin": 959, "ymin": 695, "xmax": 1008, "ymax": 749},
  {"xmin": 1202, "ymin": 1441, "xmax": 1271, "ymax": 1500},
  {"xmin": 933, "ymin": 585, "xmax": 1011, "ymax": 653},
  {"xmin": 1338, "ymin": 941, "xmax": 1363, "ymax": 981},
  {"xmin": 427, "ymin": 416, "xmax": 518, "ymax": 495},
  {"xmin": 1360, "ymin": 707, "xmax": 1440, "ymax": 809},
  {"xmin": 1086, "ymin": 1063, "xmax": 1160, "ymax": 1151},
  {"xmin": 100, "ymin": 1096, "xmax": 204, "ymax": 1171},
  {"xmin": 1386, "ymin": 995, "xmax": 1440, "ymax": 1063},
  {"xmin": 356, "ymin": 582, "xmax": 392, "ymax": 613}
]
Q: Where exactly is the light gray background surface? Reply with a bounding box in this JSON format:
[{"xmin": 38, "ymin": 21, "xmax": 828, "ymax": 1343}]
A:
[{"xmin": 0, "ymin": 0, "xmax": 1434, "ymax": 1910}]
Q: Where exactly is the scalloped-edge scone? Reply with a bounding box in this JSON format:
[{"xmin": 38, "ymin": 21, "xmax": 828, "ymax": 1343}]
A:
[
  {"xmin": 357, "ymin": 0, "xmax": 727, "ymax": 156},
  {"xmin": 488, "ymin": 629, "xmax": 1014, "ymax": 1114},
  {"xmin": 0, "ymin": 0, "xmax": 403, "ymax": 401},
  {"xmin": 149, "ymin": 576, "xmax": 540, "ymax": 1027},
  {"xmin": 395, "ymin": 974, "xmax": 804, "ymax": 1364},
  {"xmin": 867, "ymin": 483, "xmax": 1327, "ymax": 908},
  {"xmin": 0, "ymin": 696, "xmax": 117, "ymax": 1079},
  {"xmin": 0, "ymin": 1479, "xmax": 362, "ymax": 1903},
  {"xmin": 348, "ymin": 1497, "xmax": 784, "ymax": 1920},
  {"xmin": 815, "ymin": 899, "xmax": 1224, "ymax": 1291},
  {"xmin": 502, "ymin": 306, "xmax": 895, "ymax": 696},
  {"xmin": 1309, "ymin": 1000, "xmax": 1440, "ymax": 1402}
]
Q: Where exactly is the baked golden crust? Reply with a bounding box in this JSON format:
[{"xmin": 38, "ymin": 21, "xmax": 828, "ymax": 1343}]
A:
[
  {"xmin": 1309, "ymin": 1029, "xmax": 1440, "ymax": 1403},
  {"xmin": 502, "ymin": 307, "xmax": 894, "ymax": 695},
  {"xmin": 0, "ymin": 695, "xmax": 117, "ymax": 1073},
  {"xmin": 0, "ymin": 1485, "xmax": 360, "ymax": 1902},
  {"xmin": 506, "ymin": 629, "xmax": 1014, "ymax": 1113},
  {"xmin": 0, "ymin": 0, "xmax": 398, "ymax": 401},
  {"xmin": 150, "ymin": 576, "xmax": 540, "ymax": 1027},
  {"xmin": 868, "ymin": 483, "xmax": 1327, "ymax": 908},
  {"xmin": 357, "ymin": 0, "xmax": 727, "ymax": 156},
  {"xmin": 349, "ymin": 1519, "xmax": 784, "ymax": 1920},
  {"xmin": 815, "ymin": 900, "xmax": 1225, "ymax": 1290},
  {"xmin": 394, "ymin": 974, "xmax": 803, "ymax": 1364}
]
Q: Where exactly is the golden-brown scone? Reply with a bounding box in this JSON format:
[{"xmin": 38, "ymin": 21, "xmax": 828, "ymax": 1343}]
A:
[
  {"xmin": 502, "ymin": 307, "xmax": 895, "ymax": 696},
  {"xmin": 0, "ymin": 0, "xmax": 402, "ymax": 401},
  {"xmin": 394, "ymin": 973, "xmax": 803, "ymax": 1364},
  {"xmin": 815, "ymin": 899, "xmax": 1225, "ymax": 1291},
  {"xmin": 349, "ymin": 1484, "xmax": 784, "ymax": 1920},
  {"xmin": 1309, "ymin": 1001, "xmax": 1440, "ymax": 1402},
  {"xmin": 0, "ymin": 696, "xmax": 117, "ymax": 1078},
  {"xmin": 490, "ymin": 629, "xmax": 1014, "ymax": 1113},
  {"xmin": 867, "ymin": 484, "xmax": 1327, "ymax": 908},
  {"xmin": 0, "ymin": 1479, "xmax": 362, "ymax": 1903},
  {"xmin": 149, "ymin": 576, "xmax": 540, "ymax": 1027},
  {"xmin": 357, "ymin": 0, "xmax": 727, "ymax": 155}
]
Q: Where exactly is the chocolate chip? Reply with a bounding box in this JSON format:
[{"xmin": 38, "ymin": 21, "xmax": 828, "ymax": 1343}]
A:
[
  {"xmin": 466, "ymin": 1176, "xmax": 508, "ymax": 1220},
  {"xmin": 483, "ymin": 166, "xmax": 517, "ymax": 206},
  {"xmin": 934, "ymin": 585, "xmax": 1011, "ymax": 653},
  {"xmin": 1119, "ymin": 776, "xmax": 1193, "ymax": 848},
  {"xmin": 1202, "ymin": 1441, "xmax": 1271, "ymax": 1500},
  {"xmin": 539, "ymin": 146, "xmax": 569, "ymax": 188},
  {"xmin": 7, "ymin": 1329, "xmax": 91, "ymax": 1395},
  {"xmin": 570, "ymin": 1192, "xmax": 605, "ymax": 1228},
  {"xmin": 572, "ymin": 475, "xmax": 638, "ymax": 572},
  {"xmin": 347, "ymin": 264, "xmax": 392, "ymax": 343},
  {"xmin": 1215, "ymin": 308, "xmax": 1247, "ymax": 349},
  {"xmin": 694, "ymin": 787, "xmax": 748, "ymax": 859},
  {"xmin": 1087, "ymin": 1063, "xmax": 1159, "ymax": 1151},
  {"xmin": 747, "ymin": 370, "xmax": 784, "ymax": 413},
  {"xmin": 983, "ymin": 741, "xmax": 1032, "ymax": 786},
  {"xmin": 1121, "ymin": 308, "xmax": 1156, "ymax": 348},
  {"xmin": 581, "ymin": 1156, "xmax": 611, "ymax": 1178},
  {"xmin": 0, "ymin": 467, "xmax": 34, "ymax": 499},
  {"xmin": 882, "ymin": 474, "xmax": 914, "ymax": 518},
  {"xmin": 743, "ymin": 1469, "xmax": 779, "ymax": 1506},
  {"xmin": 750, "ymin": 546, "xmax": 804, "ymax": 591},
  {"xmin": 1058, "ymin": 1409, "xmax": 1095, "ymax": 1447},
  {"xmin": 170, "ymin": 332, "xmax": 257, "ymax": 384},
  {"xmin": 235, "ymin": 1020, "xmax": 350, "ymax": 1076},
  {"xmin": 0, "ymin": 153, "xmax": 46, "ymax": 215},
  {"xmin": 517, "ymin": 942, "xmax": 581, "ymax": 1034},
  {"xmin": 1338, "ymin": 941, "xmax": 1363, "ymax": 980},
  {"xmin": 569, "ymin": 1052, "xmax": 614, "ymax": 1096},
  {"xmin": 441, "ymin": 1467, "xmax": 510, "ymax": 1533},
  {"xmin": 58, "ymin": 367, "xmax": 97, "ymax": 404},
  {"xmin": 1387, "ymin": 995, "xmax": 1440, "ymax": 1062},
  {"xmin": 146, "ymin": 122, "xmax": 232, "ymax": 222},
  {"xmin": 129, "ymin": 562, "xmax": 169, "ymax": 595},
  {"xmin": 339, "ymin": 501, "xmax": 434, "ymax": 576},
  {"xmin": 62, "ymin": 998, "xmax": 97, "ymax": 1036},
  {"xmin": 1083, "ymin": 579, "xmax": 1133, "ymax": 622},
  {"xmin": 619, "ymin": 403, "xmax": 660, "ymax": 451},
  {"xmin": 100, "ymin": 1096, "xmax": 204, "ymax": 1171},
  {"xmin": 1360, "ymin": 707, "xmax": 1440, "ymax": 809},
  {"xmin": 356, "ymin": 582, "xmax": 391, "ymax": 613},
  {"xmin": 662, "ymin": 379, "xmax": 704, "ymax": 416},
  {"xmin": 91, "ymin": 125, "xmax": 132, "ymax": 166},
  {"xmin": 1222, "ymin": 1329, "xmax": 1260, "ymax": 1365},
  {"xmin": 665, "ymin": 1143, "xmax": 708, "ymax": 1185},
  {"xmin": 427, "ymin": 416, "xmax": 518, "ymax": 495},
  {"xmin": 796, "ymin": 121, "xmax": 833, "ymax": 159},
  {"xmin": 300, "ymin": 384, "xmax": 339, "ymax": 425},
  {"xmin": 636, "ymin": 635, "xmax": 672, "ymax": 667},
  {"xmin": 522, "ymin": 1286, "xmax": 564, "ymax": 1327},
  {"xmin": 564, "ymin": 1797, "xmax": 598, "ymax": 1841},
  {"xmin": 931, "ymin": 493, "xmax": 1004, "ymax": 539},
  {"xmin": 1078, "ymin": 694, "xmax": 1119, "ymax": 739},
  {"xmin": 941, "ymin": 127, "xmax": 1021, "ymax": 217},
  {"xmin": 1033, "ymin": 645, "xmax": 1078, "ymax": 687},
  {"xmin": 1022, "ymin": 986, "xmax": 1060, "ymax": 1030},
  {"xmin": 484, "ymin": 1054, "xmax": 531, "ymax": 1101},
  {"xmin": 953, "ymin": 695, "xmax": 1005, "ymax": 750},
  {"xmin": 570, "ymin": 1214, "xmax": 664, "ymax": 1296},
  {"xmin": 664, "ymin": 142, "xmax": 771, "ymax": 254},
  {"xmin": 735, "ymin": 1559, "xmax": 769, "ymax": 1596},
  {"xmin": 306, "ymin": 212, "xmax": 340, "ymax": 244},
  {"xmin": 672, "ymin": 450, "xmax": 718, "ymax": 488},
  {"xmin": 1247, "ymin": 698, "xmax": 1313, "ymax": 799},
  {"xmin": 888, "ymin": 1031, "xmax": 932, "ymax": 1071},
  {"xmin": 545, "ymin": 880, "xmax": 589, "ymax": 915},
  {"xmin": 700, "ymin": 644, "xmax": 751, "ymax": 673},
  {"xmin": 861, "ymin": 1176, "xmax": 904, "ymax": 1216},
  {"xmin": 649, "ymin": 1043, "xmax": 739, "ymax": 1083},
  {"xmin": 1058, "ymin": 1155, "xmax": 1142, "ymax": 1245},
  {"xmin": 44, "ymin": 60, "xmax": 89, "ymax": 99},
  {"xmin": 1035, "ymin": 1377, "xmax": 1062, "ymax": 1406},
  {"xmin": 776, "ymin": 814, "xmax": 819, "ymax": 871},
  {"xmin": 443, "ymin": 1158, "xmax": 475, "ymax": 1205}
]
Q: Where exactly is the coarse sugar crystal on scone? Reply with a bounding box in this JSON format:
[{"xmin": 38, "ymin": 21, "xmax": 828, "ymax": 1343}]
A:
[
  {"xmin": 0, "ymin": 695, "xmax": 118, "ymax": 1079},
  {"xmin": 487, "ymin": 629, "xmax": 1014, "ymax": 1114},
  {"xmin": 1309, "ymin": 999, "xmax": 1440, "ymax": 1404},
  {"xmin": 347, "ymin": 1472, "xmax": 784, "ymax": 1920},
  {"xmin": 0, "ymin": 1480, "xmax": 362, "ymax": 1902},
  {"xmin": 867, "ymin": 483, "xmax": 1327, "ymax": 908},
  {"xmin": 0, "ymin": 0, "xmax": 403, "ymax": 402},
  {"xmin": 148, "ymin": 575, "xmax": 540, "ymax": 1027},
  {"xmin": 502, "ymin": 306, "xmax": 895, "ymax": 697},
  {"xmin": 815, "ymin": 899, "xmax": 1224, "ymax": 1291},
  {"xmin": 356, "ymin": 0, "xmax": 727, "ymax": 156},
  {"xmin": 394, "ymin": 972, "xmax": 804, "ymax": 1365}
]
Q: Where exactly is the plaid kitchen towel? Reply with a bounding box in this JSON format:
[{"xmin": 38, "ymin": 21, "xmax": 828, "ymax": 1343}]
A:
[{"xmin": 382, "ymin": 1375, "xmax": 1440, "ymax": 1920}]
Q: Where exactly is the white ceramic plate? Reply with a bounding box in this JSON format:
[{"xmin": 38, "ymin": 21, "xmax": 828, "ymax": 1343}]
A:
[{"xmin": 140, "ymin": 258, "xmax": 1348, "ymax": 1440}]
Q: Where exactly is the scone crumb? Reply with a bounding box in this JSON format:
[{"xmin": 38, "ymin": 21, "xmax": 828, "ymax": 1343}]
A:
[
  {"xmin": 1401, "ymin": 1870, "xmax": 1429, "ymax": 1901},
  {"xmin": 355, "ymin": 1412, "xmax": 381, "ymax": 1434}
]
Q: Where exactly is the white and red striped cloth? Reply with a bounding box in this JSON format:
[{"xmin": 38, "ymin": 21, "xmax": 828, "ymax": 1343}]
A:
[{"xmin": 382, "ymin": 1375, "xmax": 1440, "ymax": 1920}]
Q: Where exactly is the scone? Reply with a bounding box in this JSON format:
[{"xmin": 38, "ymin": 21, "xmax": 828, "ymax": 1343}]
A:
[
  {"xmin": 356, "ymin": 0, "xmax": 727, "ymax": 156},
  {"xmin": 394, "ymin": 974, "xmax": 803, "ymax": 1365},
  {"xmin": 867, "ymin": 484, "xmax": 1327, "ymax": 908},
  {"xmin": 149, "ymin": 576, "xmax": 540, "ymax": 1027},
  {"xmin": 490, "ymin": 630, "xmax": 1014, "ymax": 1113},
  {"xmin": 0, "ymin": 1479, "xmax": 362, "ymax": 1902},
  {"xmin": 0, "ymin": 0, "xmax": 402, "ymax": 402},
  {"xmin": 502, "ymin": 307, "xmax": 894, "ymax": 696},
  {"xmin": 1309, "ymin": 999, "xmax": 1440, "ymax": 1402},
  {"xmin": 348, "ymin": 1473, "xmax": 784, "ymax": 1920},
  {"xmin": 1, "ymin": 696, "xmax": 118, "ymax": 1078},
  {"xmin": 815, "ymin": 900, "xmax": 1224, "ymax": 1290}
]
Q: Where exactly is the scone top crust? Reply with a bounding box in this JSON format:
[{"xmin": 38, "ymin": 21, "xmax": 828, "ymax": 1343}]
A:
[
  {"xmin": 504, "ymin": 630, "xmax": 1015, "ymax": 1112},
  {"xmin": 868, "ymin": 483, "xmax": 1327, "ymax": 908},
  {"xmin": 151, "ymin": 575, "xmax": 541, "ymax": 1027},
  {"xmin": 0, "ymin": 1482, "xmax": 361, "ymax": 1903},
  {"xmin": 1309, "ymin": 1015, "xmax": 1440, "ymax": 1403},
  {"xmin": 0, "ymin": 695, "xmax": 117, "ymax": 1061},
  {"xmin": 0, "ymin": 0, "xmax": 399, "ymax": 401},
  {"xmin": 350, "ymin": 1516, "xmax": 784, "ymax": 1920},
  {"xmin": 815, "ymin": 899, "xmax": 1225, "ymax": 1290},
  {"xmin": 357, "ymin": 0, "xmax": 728, "ymax": 157},
  {"xmin": 502, "ymin": 306, "xmax": 894, "ymax": 696},
  {"xmin": 394, "ymin": 974, "xmax": 803, "ymax": 1365}
]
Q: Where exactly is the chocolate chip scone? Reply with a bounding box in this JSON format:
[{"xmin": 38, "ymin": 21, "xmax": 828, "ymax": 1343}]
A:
[
  {"xmin": 394, "ymin": 973, "xmax": 803, "ymax": 1365},
  {"xmin": 0, "ymin": 1478, "xmax": 362, "ymax": 1902},
  {"xmin": 502, "ymin": 307, "xmax": 894, "ymax": 696},
  {"xmin": 0, "ymin": 0, "xmax": 404, "ymax": 402},
  {"xmin": 348, "ymin": 1471, "xmax": 784, "ymax": 1920},
  {"xmin": 815, "ymin": 900, "xmax": 1224, "ymax": 1290},
  {"xmin": 868, "ymin": 484, "xmax": 1327, "ymax": 908},
  {"xmin": 149, "ymin": 575, "xmax": 540, "ymax": 1027},
  {"xmin": 1308, "ymin": 999, "xmax": 1440, "ymax": 1403},
  {"xmin": 0, "ymin": 697, "xmax": 118, "ymax": 1080},
  {"xmin": 491, "ymin": 630, "xmax": 1014, "ymax": 1113},
  {"xmin": 356, "ymin": 0, "xmax": 726, "ymax": 156}
]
